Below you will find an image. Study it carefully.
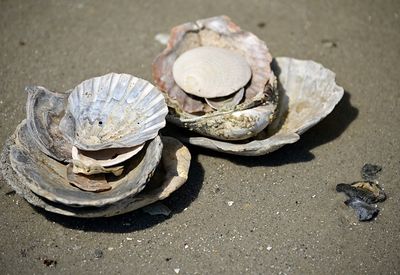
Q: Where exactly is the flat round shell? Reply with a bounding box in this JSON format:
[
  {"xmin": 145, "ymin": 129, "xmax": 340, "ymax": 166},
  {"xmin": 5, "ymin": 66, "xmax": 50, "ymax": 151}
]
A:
[{"xmin": 172, "ymin": 46, "xmax": 251, "ymax": 98}]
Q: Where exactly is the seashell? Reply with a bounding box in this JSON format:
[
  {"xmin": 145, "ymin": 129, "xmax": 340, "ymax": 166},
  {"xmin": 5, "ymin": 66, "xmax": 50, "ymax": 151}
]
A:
[
  {"xmin": 174, "ymin": 57, "xmax": 345, "ymax": 155},
  {"xmin": 67, "ymin": 164, "xmax": 112, "ymax": 192},
  {"xmin": 205, "ymin": 88, "xmax": 245, "ymax": 111},
  {"xmin": 1, "ymin": 126, "xmax": 190, "ymax": 217},
  {"xmin": 8, "ymin": 120, "xmax": 164, "ymax": 207},
  {"xmin": 71, "ymin": 143, "xmax": 144, "ymax": 167},
  {"xmin": 172, "ymin": 46, "xmax": 251, "ymax": 98},
  {"xmin": 71, "ymin": 159, "xmax": 124, "ymax": 176},
  {"xmin": 153, "ymin": 15, "xmax": 278, "ymax": 141},
  {"xmin": 60, "ymin": 73, "xmax": 168, "ymax": 151},
  {"xmin": 25, "ymin": 86, "xmax": 72, "ymax": 161}
]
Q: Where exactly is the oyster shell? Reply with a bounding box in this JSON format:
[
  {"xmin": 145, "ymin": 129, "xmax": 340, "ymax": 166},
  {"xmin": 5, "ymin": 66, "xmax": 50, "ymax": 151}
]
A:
[
  {"xmin": 1, "ymin": 129, "xmax": 190, "ymax": 217},
  {"xmin": 153, "ymin": 15, "xmax": 278, "ymax": 141},
  {"xmin": 26, "ymin": 86, "xmax": 72, "ymax": 162},
  {"xmin": 172, "ymin": 46, "xmax": 251, "ymax": 98},
  {"xmin": 60, "ymin": 73, "xmax": 168, "ymax": 151},
  {"xmin": 9, "ymin": 120, "xmax": 164, "ymax": 207},
  {"xmin": 175, "ymin": 57, "xmax": 345, "ymax": 156}
]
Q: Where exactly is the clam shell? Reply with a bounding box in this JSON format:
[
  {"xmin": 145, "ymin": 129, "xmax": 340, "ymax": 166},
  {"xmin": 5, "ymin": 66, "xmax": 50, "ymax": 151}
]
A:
[
  {"xmin": 153, "ymin": 15, "xmax": 275, "ymax": 115},
  {"xmin": 9, "ymin": 120, "xmax": 164, "ymax": 207},
  {"xmin": 1, "ymin": 130, "xmax": 190, "ymax": 217},
  {"xmin": 26, "ymin": 86, "xmax": 72, "ymax": 161},
  {"xmin": 60, "ymin": 73, "xmax": 168, "ymax": 151},
  {"xmin": 175, "ymin": 57, "xmax": 345, "ymax": 155},
  {"xmin": 172, "ymin": 46, "xmax": 251, "ymax": 98},
  {"xmin": 205, "ymin": 88, "xmax": 245, "ymax": 111},
  {"xmin": 71, "ymin": 143, "xmax": 144, "ymax": 167}
]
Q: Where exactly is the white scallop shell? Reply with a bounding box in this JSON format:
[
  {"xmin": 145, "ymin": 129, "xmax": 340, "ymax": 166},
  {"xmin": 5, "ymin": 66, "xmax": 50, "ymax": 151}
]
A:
[
  {"xmin": 175, "ymin": 57, "xmax": 345, "ymax": 155},
  {"xmin": 172, "ymin": 46, "xmax": 252, "ymax": 98},
  {"xmin": 71, "ymin": 144, "xmax": 144, "ymax": 168},
  {"xmin": 60, "ymin": 73, "xmax": 168, "ymax": 151}
]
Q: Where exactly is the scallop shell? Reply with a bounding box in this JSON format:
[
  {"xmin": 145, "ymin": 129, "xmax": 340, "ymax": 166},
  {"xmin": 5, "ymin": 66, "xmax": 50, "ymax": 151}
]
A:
[
  {"xmin": 1, "ymin": 129, "xmax": 190, "ymax": 217},
  {"xmin": 152, "ymin": 15, "xmax": 277, "ymax": 140},
  {"xmin": 175, "ymin": 57, "xmax": 345, "ymax": 155},
  {"xmin": 25, "ymin": 86, "xmax": 72, "ymax": 161},
  {"xmin": 9, "ymin": 120, "xmax": 164, "ymax": 207},
  {"xmin": 60, "ymin": 73, "xmax": 168, "ymax": 151},
  {"xmin": 172, "ymin": 46, "xmax": 251, "ymax": 98}
]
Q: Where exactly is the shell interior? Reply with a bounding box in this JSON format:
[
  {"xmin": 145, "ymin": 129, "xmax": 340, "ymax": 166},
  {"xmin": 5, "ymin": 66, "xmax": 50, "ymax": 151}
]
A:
[
  {"xmin": 71, "ymin": 143, "xmax": 145, "ymax": 167},
  {"xmin": 26, "ymin": 86, "xmax": 72, "ymax": 162}
]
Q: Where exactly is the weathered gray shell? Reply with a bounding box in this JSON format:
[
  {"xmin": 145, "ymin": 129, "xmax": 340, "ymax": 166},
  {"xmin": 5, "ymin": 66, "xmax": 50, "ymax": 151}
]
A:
[
  {"xmin": 60, "ymin": 73, "xmax": 168, "ymax": 151},
  {"xmin": 1, "ymin": 130, "xmax": 190, "ymax": 217},
  {"xmin": 9, "ymin": 120, "xmax": 164, "ymax": 207},
  {"xmin": 176, "ymin": 57, "xmax": 345, "ymax": 155},
  {"xmin": 153, "ymin": 15, "xmax": 278, "ymax": 141},
  {"xmin": 26, "ymin": 86, "xmax": 72, "ymax": 162}
]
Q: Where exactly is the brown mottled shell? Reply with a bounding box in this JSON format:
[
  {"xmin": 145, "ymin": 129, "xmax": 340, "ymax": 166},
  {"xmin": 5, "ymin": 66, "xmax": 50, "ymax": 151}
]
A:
[{"xmin": 153, "ymin": 15, "xmax": 275, "ymax": 115}]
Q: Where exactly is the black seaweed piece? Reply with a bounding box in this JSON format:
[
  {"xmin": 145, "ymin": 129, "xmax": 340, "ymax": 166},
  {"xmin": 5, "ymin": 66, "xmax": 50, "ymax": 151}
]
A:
[
  {"xmin": 361, "ymin": 163, "xmax": 382, "ymax": 181},
  {"xmin": 344, "ymin": 197, "xmax": 379, "ymax": 221}
]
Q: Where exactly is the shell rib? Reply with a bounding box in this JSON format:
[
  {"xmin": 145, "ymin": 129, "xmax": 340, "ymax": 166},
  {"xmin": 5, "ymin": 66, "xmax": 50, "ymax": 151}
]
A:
[
  {"xmin": 172, "ymin": 46, "xmax": 251, "ymax": 98},
  {"xmin": 60, "ymin": 73, "xmax": 168, "ymax": 151}
]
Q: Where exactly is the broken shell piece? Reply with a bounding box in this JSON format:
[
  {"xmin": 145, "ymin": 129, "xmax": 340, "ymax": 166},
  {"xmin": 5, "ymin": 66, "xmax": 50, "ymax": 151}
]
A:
[
  {"xmin": 71, "ymin": 159, "xmax": 124, "ymax": 176},
  {"xmin": 174, "ymin": 57, "xmax": 344, "ymax": 155},
  {"xmin": 336, "ymin": 181, "xmax": 386, "ymax": 204},
  {"xmin": 344, "ymin": 197, "xmax": 379, "ymax": 221},
  {"xmin": 60, "ymin": 73, "xmax": 168, "ymax": 151},
  {"xmin": 205, "ymin": 88, "xmax": 245, "ymax": 111},
  {"xmin": 361, "ymin": 163, "xmax": 382, "ymax": 181},
  {"xmin": 26, "ymin": 86, "xmax": 72, "ymax": 161},
  {"xmin": 67, "ymin": 164, "xmax": 112, "ymax": 192},
  {"xmin": 71, "ymin": 143, "xmax": 144, "ymax": 167},
  {"xmin": 172, "ymin": 46, "xmax": 251, "ymax": 98}
]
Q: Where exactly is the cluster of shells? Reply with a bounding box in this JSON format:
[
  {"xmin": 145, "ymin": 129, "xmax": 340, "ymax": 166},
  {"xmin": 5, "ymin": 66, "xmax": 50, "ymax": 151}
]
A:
[
  {"xmin": 153, "ymin": 16, "xmax": 344, "ymax": 155},
  {"xmin": 1, "ymin": 15, "xmax": 344, "ymax": 217},
  {"xmin": 1, "ymin": 73, "xmax": 191, "ymax": 217}
]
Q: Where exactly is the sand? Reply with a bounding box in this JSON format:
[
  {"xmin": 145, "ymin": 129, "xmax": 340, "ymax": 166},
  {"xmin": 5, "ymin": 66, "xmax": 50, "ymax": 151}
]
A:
[{"xmin": 0, "ymin": 0, "xmax": 399, "ymax": 274}]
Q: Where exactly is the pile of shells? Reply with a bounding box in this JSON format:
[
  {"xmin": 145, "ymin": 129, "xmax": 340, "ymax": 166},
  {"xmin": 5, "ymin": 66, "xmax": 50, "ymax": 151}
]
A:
[
  {"xmin": 0, "ymin": 73, "xmax": 191, "ymax": 217},
  {"xmin": 153, "ymin": 16, "xmax": 344, "ymax": 155}
]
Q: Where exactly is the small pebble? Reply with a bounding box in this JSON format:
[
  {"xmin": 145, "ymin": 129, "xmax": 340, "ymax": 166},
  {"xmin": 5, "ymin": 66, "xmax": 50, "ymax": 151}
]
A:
[{"xmin": 174, "ymin": 268, "xmax": 180, "ymax": 274}]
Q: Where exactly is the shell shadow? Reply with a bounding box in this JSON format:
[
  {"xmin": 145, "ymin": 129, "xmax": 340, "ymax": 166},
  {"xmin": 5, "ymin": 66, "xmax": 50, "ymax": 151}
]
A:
[
  {"xmin": 37, "ymin": 154, "xmax": 204, "ymax": 232},
  {"xmin": 200, "ymin": 90, "xmax": 358, "ymax": 167}
]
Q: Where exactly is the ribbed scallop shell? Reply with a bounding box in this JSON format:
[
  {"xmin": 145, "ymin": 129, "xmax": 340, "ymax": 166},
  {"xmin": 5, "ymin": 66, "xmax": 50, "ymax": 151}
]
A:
[
  {"xmin": 60, "ymin": 73, "xmax": 168, "ymax": 151},
  {"xmin": 172, "ymin": 46, "xmax": 251, "ymax": 98}
]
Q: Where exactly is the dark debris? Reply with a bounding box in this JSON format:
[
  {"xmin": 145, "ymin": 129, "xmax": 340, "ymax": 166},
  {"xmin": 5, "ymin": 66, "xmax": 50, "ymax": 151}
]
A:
[{"xmin": 361, "ymin": 163, "xmax": 382, "ymax": 181}]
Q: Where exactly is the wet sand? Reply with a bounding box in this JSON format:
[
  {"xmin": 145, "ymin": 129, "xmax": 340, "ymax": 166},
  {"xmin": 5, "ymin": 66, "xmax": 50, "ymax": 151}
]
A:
[{"xmin": 0, "ymin": 0, "xmax": 399, "ymax": 274}]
